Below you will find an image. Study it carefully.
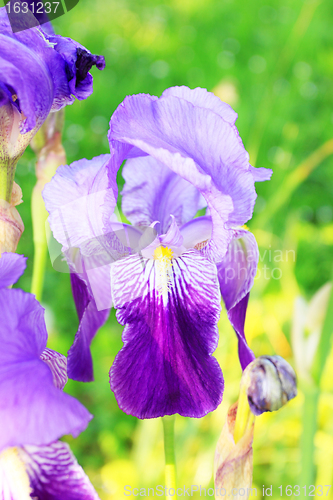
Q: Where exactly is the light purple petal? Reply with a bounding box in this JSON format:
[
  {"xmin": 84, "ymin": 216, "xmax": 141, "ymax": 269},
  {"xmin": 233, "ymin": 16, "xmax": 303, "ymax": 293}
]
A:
[
  {"xmin": 228, "ymin": 293, "xmax": 255, "ymax": 370},
  {"xmin": 162, "ymin": 86, "xmax": 238, "ymax": 124},
  {"xmin": 20, "ymin": 441, "xmax": 100, "ymax": 500},
  {"xmin": 68, "ymin": 271, "xmax": 109, "ymax": 382},
  {"xmin": 0, "ymin": 252, "xmax": 26, "ymax": 288},
  {"xmin": 110, "ymin": 249, "xmax": 223, "ymax": 419},
  {"xmin": 217, "ymin": 229, "xmax": 258, "ymax": 311},
  {"xmin": 43, "ymin": 155, "xmax": 114, "ymax": 253},
  {"xmin": 109, "ymin": 92, "xmax": 258, "ymax": 261},
  {"xmin": 40, "ymin": 348, "xmax": 68, "ymax": 390},
  {"xmin": 249, "ymin": 165, "xmax": 273, "ymax": 182},
  {"xmin": 180, "ymin": 216, "xmax": 212, "ymax": 250},
  {"xmin": 0, "ymin": 289, "xmax": 92, "ymax": 450},
  {"xmin": 122, "ymin": 155, "xmax": 206, "ymax": 233}
]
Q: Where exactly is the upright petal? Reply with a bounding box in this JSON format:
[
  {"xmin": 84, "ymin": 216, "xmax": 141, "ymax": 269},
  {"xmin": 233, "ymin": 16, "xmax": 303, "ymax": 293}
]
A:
[
  {"xmin": 0, "ymin": 252, "xmax": 26, "ymax": 288},
  {"xmin": 0, "ymin": 289, "xmax": 92, "ymax": 450},
  {"xmin": 110, "ymin": 249, "xmax": 223, "ymax": 419},
  {"xmin": 19, "ymin": 441, "xmax": 100, "ymax": 500},
  {"xmin": 162, "ymin": 86, "xmax": 238, "ymax": 124},
  {"xmin": 109, "ymin": 92, "xmax": 258, "ymax": 261},
  {"xmin": 122, "ymin": 155, "xmax": 206, "ymax": 233}
]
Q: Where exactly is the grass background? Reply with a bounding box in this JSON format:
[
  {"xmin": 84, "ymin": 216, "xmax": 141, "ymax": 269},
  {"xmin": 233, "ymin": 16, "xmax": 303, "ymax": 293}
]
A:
[{"xmin": 13, "ymin": 0, "xmax": 333, "ymax": 497}]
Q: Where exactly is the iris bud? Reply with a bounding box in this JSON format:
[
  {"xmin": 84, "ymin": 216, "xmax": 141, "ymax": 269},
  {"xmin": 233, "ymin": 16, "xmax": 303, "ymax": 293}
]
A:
[{"xmin": 245, "ymin": 355, "xmax": 297, "ymax": 416}]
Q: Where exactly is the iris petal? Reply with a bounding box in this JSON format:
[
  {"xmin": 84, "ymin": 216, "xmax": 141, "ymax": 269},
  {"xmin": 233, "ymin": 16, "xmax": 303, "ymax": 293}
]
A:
[
  {"xmin": 122, "ymin": 155, "xmax": 206, "ymax": 233},
  {"xmin": 0, "ymin": 252, "xmax": 26, "ymax": 288},
  {"xmin": 110, "ymin": 249, "xmax": 223, "ymax": 418},
  {"xmin": 0, "ymin": 289, "xmax": 92, "ymax": 450},
  {"xmin": 20, "ymin": 441, "xmax": 99, "ymax": 500}
]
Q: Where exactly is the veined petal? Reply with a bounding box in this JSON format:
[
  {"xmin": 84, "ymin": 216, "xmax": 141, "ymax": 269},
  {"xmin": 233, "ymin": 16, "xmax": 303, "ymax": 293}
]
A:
[
  {"xmin": 109, "ymin": 92, "xmax": 259, "ymax": 261},
  {"xmin": 122, "ymin": 155, "xmax": 206, "ymax": 233},
  {"xmin": 0, "ymin": 289, "xmax": 92, "ymax": 450},
  {"xmin": 0, "ymin": 252, "xmax": 26, "ymax": 288},
  {"xmin": 19, "ymin": 441, "xmax": 100, "ymax": 500},
  {"xmin": 40, "ymin": 348, "xmax": 68, "ymax": 390},
  {"xmin": 110, "ymin": 249, "xmax": 223, "ymax": 418}
]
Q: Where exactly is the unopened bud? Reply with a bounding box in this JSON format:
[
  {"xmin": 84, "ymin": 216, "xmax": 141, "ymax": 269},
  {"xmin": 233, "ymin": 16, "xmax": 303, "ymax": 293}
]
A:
[
  {"xmin": 0, "ymin": 183, "xmax": 24, "ymax": 253},
  {"xmin": 245, "ymin": 355, "xmax": 297, "ymax": 416},
  {"xmin": 214, "ymin": 403, "xmax": 254, "ymax": 499}
]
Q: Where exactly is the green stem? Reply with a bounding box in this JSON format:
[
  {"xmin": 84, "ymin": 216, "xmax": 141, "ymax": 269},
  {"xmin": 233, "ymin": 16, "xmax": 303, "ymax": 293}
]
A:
[
  {"xmin": 162, "ymin": 415, "xmax": 177, "ymax": 499},
  {"xmin": 299, "ymin": 381, "xmax": 320, "ymax": 494},
  {"xmin": 31, "ymin": 184, "xmax": 49, "ymax": 301},
  {"xmin": 0, "ymin": 161, "xmax": 16, "ymax": 203}
]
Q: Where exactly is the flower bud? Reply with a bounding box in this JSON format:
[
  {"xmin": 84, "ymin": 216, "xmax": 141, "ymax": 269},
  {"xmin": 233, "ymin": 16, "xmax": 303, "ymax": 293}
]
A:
[
  {"xmin": 245, "ymin": 355, "xmax": 297, "ymax": 416},
  {"xmin": 214, "ymin": 403, "xmax": 254, "ymax": 500},
  {"xmin": 0, "ymin": 182, "xmax": 24, "ymax": 253}
]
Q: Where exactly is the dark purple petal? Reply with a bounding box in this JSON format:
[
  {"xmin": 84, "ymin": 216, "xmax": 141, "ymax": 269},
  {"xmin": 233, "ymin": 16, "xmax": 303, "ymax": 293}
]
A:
[
  {"xmin": 228, "ymin": 293, "xmax": 255, "ymax": 370},
  {"xmin": 217, "ymin": 229, "xmax": 258, "ymax": 311},
  {"xmin": 20, "ymin": 441, "xmax": 100, "ymax": 500},
  {"xmin": 0, "ymin": 33, "xmax": 54, "ymax": 133},
  {"xmin": 0, "ymin": 289, "xmax": 92, "ymax": 450},
  {"xmin": 110, "ymin": 249, "xmax": 223, "ymax": 419},
  {"xmin": 0, "ymin": 252, "xmax": 26, "ymax": 288},
  {"xmin": 40, "ymin": 348, "xmax": 68, "ymax": 390},
  {"xmin": 122, "ymin": 155, "xmax": 206, "ymax": 233},
  {"xmin": 68, "ymin": 272, "xmax": 109, "ymax": 382},
  {"xmin": 216, "ymin": 229, "xmax": 258, "ymax": 370},
  {"xmin": 109, "ymin": 92, "xmax": 259, "ymax": 261},
  {"xmin": 47, "ymin": 35, "xmax": 105, "ymax": 101}
]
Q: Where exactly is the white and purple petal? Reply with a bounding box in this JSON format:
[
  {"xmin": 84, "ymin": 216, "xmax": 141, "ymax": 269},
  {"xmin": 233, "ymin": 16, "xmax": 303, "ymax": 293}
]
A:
[
  {"xmin": 40, "ymin": 348, "xmax": 68, "ymax": 390},
  {"xmin": 19, "ymin": 441, "xmax": 100, "ymax": 500},
  {"xmin": 110, "ymin": 249, "xmax": 223, "ymax": 418},
  {"xmin": 0, "ymin": 252, "xmax": 26, "ymax": 288}
]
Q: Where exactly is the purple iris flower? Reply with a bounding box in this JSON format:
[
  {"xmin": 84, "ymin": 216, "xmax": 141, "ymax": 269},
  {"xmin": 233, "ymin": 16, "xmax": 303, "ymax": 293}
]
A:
[
  {"xmin": 0, "ymin": 4, "xmax": 105, "ymax": 185},
  {"xmin": 0, "ymin": 252, "xmax": 99, "ymax": 499},
  {"xmin": 43, "ymin": 87, "xmax": 272, "ymax": 419}
]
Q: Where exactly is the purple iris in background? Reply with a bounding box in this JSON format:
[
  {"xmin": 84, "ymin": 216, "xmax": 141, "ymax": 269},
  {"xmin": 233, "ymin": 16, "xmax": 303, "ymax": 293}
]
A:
[
  {"xmin": 0, "ymin": 3, "xmax": 105, "ymax": 196},
  {"xmin": 0, "ymin": 252, "xmax": 99, "ymax": 499},
  {"xmin": 44, "ymin": 87, "xmax": 271, "ymax": 419}
]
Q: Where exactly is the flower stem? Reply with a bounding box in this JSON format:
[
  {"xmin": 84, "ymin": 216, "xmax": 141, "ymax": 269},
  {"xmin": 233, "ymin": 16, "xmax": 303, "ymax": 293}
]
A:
[
  {"xmin": 162, "ymin": 415, "xmax": 177, "ymax": 498},
  {"xmin": 299, "ymin": 381, "xmax": 319, "ymax": 493}
]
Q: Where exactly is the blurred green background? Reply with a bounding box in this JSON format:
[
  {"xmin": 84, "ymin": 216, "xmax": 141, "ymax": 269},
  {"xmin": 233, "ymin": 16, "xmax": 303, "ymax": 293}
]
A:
[{"xmin": 14, "ymin": 0, "xmax": 333, "ymax": 497}]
